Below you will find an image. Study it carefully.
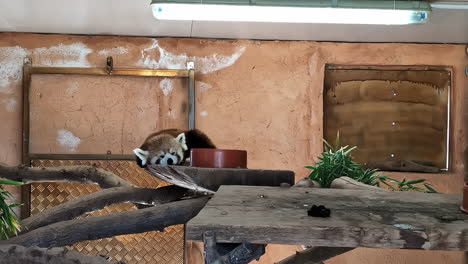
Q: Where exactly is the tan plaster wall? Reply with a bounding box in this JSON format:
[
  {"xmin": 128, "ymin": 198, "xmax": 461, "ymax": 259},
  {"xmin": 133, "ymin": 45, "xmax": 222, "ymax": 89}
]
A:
[
  {"xmin": 29, "ymin": 75, "xmax": 188, "ymax": 154},
  {"xmin": 0, "ymin": 33, "xmax": 467, "ymax": 263}
]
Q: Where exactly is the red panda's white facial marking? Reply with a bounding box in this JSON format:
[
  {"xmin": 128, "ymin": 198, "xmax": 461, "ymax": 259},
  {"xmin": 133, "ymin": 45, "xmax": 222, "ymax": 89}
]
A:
[
  {"xmin": 159, "ymin": 153, "xmax": 178, "ymax": 165},
  {"xmin": 146, "ymin": 148, "xmax": 185, "ymax": 166}
]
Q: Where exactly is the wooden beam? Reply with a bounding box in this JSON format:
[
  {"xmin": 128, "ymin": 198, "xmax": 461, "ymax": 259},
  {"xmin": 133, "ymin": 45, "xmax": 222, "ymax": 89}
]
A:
[
  {"xmin": 146, "ymin": 165, "xmax": 295, "ymax": 192},
  {"xmin": 187, "ymin": 186, "xmax": 468, "ymax": 251}
]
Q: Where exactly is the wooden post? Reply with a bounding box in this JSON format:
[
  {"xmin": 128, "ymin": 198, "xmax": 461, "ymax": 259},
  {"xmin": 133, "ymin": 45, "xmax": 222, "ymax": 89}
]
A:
[
  {"xmin": 465, "ymin": 49, "xmax": 468, "ymax": 184},
  {"xmin": 203, "ymin": 231, "xmax": 220, "ymax": 264},
  {"xmin": 465, "ymin": 136, "xmax": 468, "ymax": 183}
]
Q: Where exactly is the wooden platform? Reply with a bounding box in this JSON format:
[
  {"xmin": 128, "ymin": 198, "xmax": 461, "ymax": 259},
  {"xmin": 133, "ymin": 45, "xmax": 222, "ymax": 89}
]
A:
[{"xmin": 186, "ymin": 186, "xmax": 468, "ymax": 251}]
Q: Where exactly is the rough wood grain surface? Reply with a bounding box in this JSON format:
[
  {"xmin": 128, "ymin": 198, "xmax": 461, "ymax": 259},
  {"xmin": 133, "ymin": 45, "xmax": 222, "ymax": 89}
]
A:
[
  {"xmin": 146, "ymin": 165, "xmax": 295, "ymax": 191},
  {"xmin": 21, "ymin": 185, "xmax": 188, "ymax": 232},
  {"xmin": 0, "ymin": 165, "xmax": 133, "ymax": 188},
  {"xmin": 5, "ymin": 196, "xmax": 210, "ymax": 248},
  {"xmin": 0, "ymin": 244, "xmax": 114, "ymax": 264},
  {"xmin": 186, "ymin": 186, "xmax": 468, "ymax": 251}
]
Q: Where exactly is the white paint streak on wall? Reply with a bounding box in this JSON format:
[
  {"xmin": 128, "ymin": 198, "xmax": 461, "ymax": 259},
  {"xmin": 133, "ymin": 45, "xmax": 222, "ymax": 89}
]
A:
[
  {"xmin": 57, "ymin": 129, "xmax": 81, "ymax": 152},
  {"xmin": 2, "ymin": 98, "xmax": 17, "ymax": 112},
  {"xmin": 0, "ymin": 43, "xmax": 92, "ymax": 92},
  {"xmin": 0, "ymin": 46, "xmax": 28, "ymax": 92},
  {"xmin": 139, "ymin": 40, "xmax": 246, "ymax": 74},
  {"xmin": 66, "ymin": 81, "xmax": 80, "ymax": 96},
  {"xmin": 197, "ymin": 81, "xmax": 212, "ymax": 93},
  {"xmin": 159, "ymin": 78, "xmax": 174, "ymax": 96},
  {"xmin": 33, "ymin": 43, "xmax": 92, "ymax": 67},
  {"xmin": 98, "ymin": 47, "xmax": 129, "ymax": 56},
  {"xmin": 200, "ymin": 111, "xmax": 208, "ymax": 117},
  {"xmin": 194, "ymin": 47, "xmax": 246, "ymax": 74}
]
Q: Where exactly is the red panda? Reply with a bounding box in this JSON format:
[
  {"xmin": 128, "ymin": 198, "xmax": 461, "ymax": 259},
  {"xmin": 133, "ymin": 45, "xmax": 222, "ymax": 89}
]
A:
[{"xmin": 133, "ymin": 129, "xmax": 216, "ymax": 168}]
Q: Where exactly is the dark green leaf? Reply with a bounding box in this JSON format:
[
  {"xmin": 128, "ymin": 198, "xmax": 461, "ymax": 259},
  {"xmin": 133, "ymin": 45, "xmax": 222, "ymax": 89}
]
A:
[
  {"xmin": 0, "ymin": 180, "xmax": 24, "ymax": 186},
  {"xmin": 424, "ymin": 184, "xmax": 437, "ymax": 193},
  {"xmin": 406, "ymin": 179, "xmax": 426, "ymax": 185}
]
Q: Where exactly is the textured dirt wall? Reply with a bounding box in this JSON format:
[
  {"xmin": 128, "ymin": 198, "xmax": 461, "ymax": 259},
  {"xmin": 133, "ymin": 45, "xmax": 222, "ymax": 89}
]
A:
[{"xmin": 0, "ymin": 33, "xmax": 467, "ymax": 263}]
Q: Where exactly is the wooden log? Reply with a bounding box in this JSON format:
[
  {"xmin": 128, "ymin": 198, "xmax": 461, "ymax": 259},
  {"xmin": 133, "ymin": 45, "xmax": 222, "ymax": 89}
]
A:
[
  {"xmin": 330, "ymin": 177, "xmax": 386, "ymax": 192},
  {"xmin": 292, "ymin": 178, "xmax": 321, "ymax": 188},
  {"xmin": 204, "ymin": 231, "xmax": 221, "ymax": 263},
  {"xmin": 21, "ymin": 185, "xmax": 189, "ymax": 232},
  {"xmin": 0, "ymin": 164, "xmax": 132, "ymax": 188},
  {"xmin": 4, "ymin": 197, "xmax": 210, "ymax": 248},
  {"xmin": 187, "ymin": 186, "xmax": 468, "ymax": 251},
  {"xmin": 146, "ymin": 165, "xmax": 295, "ymax": 191},
  {"xmin": 0, "ymin": 244, "xmax": 114, "ymax": 264}
]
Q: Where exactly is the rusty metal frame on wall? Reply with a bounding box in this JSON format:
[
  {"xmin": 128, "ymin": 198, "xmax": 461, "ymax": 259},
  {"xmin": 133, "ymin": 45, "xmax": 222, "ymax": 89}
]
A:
[
  {"xmin": 324, "ymin": 64, "xmax": 453, "ymax": 173},
  {"xmin": 21, "ymin": 56, "xmax": 196, "ymax": 217}
]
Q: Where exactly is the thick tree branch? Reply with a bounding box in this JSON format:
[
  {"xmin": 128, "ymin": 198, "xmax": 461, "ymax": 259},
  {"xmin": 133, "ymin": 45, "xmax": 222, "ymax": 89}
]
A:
[
  {"xmin": 275, "ymin": 247, "xmax": 353, "ymax": 264},
  {"xmin": 293, "ymin": 177, "xmax": 387, "ymax": 192},
  {"xmin": 0, "ymin": 165, "xmax": 133, "ymax": 188},
  {"xmin": 0, "ymin": 244, "xmax": 115, "ymax": 264},
  {"xmin": 4, "ymin": 196, "xmax": 210, "ymax": 248},
  {"xmin": 21, "ymin": 185, "xmax": 189, "ymax": 232}
]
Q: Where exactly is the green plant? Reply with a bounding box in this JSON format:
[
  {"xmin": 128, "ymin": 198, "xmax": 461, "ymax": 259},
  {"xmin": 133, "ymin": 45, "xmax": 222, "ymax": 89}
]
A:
[
  {"xmin": 0, "ymin": 180, "xmax": 24, "ymax": 239},
  {"xmin": 305, "ymin": 133, "xmax": 437, "ymax": 193}
]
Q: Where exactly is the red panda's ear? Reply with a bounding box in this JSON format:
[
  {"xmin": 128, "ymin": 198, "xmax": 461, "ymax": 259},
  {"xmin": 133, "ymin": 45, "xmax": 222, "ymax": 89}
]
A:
[
  {"xmin": 176, "ymin": 133, "xmax": 188, "ymax": 151},
  {"xmin": 133, "ymin": 148, "xmax": 149, "ymax": 166}
]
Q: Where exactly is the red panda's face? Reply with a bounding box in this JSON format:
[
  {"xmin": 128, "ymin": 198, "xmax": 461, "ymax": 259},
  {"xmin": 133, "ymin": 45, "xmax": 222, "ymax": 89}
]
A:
[
  {"xmin": 149, "ymin": 147, "xmax": 185, "ymax": 166},
  {"xmin": 134, "ymin": 133, "xmax": 188, "ymax": 167}
]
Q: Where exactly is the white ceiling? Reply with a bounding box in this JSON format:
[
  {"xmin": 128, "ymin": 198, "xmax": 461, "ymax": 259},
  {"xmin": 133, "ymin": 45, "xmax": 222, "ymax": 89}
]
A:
[{"xmin": 0, "ymin": 0, "xmax": 467, "ymax": 43}]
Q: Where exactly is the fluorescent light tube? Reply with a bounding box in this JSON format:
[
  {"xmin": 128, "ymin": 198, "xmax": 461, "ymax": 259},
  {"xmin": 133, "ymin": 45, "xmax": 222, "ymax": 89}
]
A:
[{"xmin": 151, "ymin": 4, "xmax": 430, "ymax": 25}]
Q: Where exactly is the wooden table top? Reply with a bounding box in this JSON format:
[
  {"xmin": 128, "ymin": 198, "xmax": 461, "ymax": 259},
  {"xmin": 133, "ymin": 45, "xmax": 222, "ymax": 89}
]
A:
[{"xmin": 187, "ymin": 185, "xmax": 468, "ymax": 251}]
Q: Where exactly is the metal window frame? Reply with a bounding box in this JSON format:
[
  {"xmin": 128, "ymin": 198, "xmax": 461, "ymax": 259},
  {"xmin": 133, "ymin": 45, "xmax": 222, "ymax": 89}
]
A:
[
  {"xmin": 323, "ymin": 64, "xmax": 453, "ymax": 173},
  {"xmin": 21, "ymin": 57, "xmax": 196, "ymax": 217}
]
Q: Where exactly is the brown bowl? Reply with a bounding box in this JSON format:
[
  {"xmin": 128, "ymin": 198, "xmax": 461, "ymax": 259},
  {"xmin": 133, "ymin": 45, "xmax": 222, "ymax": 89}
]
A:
[
  {"xmin": 462, "ymin": 182, "xmax": 468, "ymax": 214},
  {"xmin": 190, "ymin": 149, "xmax": 247, "ymax": 169}
]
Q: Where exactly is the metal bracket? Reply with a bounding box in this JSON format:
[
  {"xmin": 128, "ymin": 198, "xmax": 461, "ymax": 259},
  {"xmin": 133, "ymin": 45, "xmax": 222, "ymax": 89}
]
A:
[
  {"xmin": 106, "ymin": 56, "xmax": 114, "ymax": 75},
  {"xmin": 187, "ymin": 61, "xmax": 195, "ymax": 70},
  {"xmin": 202, "ymin": 231, "xmax": 266, "ymax": 264}
]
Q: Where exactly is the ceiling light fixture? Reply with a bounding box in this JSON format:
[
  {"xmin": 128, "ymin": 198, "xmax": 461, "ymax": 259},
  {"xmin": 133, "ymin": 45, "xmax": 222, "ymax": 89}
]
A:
[{"xmin": 151, "ymin": 0, "xmax": 431, "ymax": 25}]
